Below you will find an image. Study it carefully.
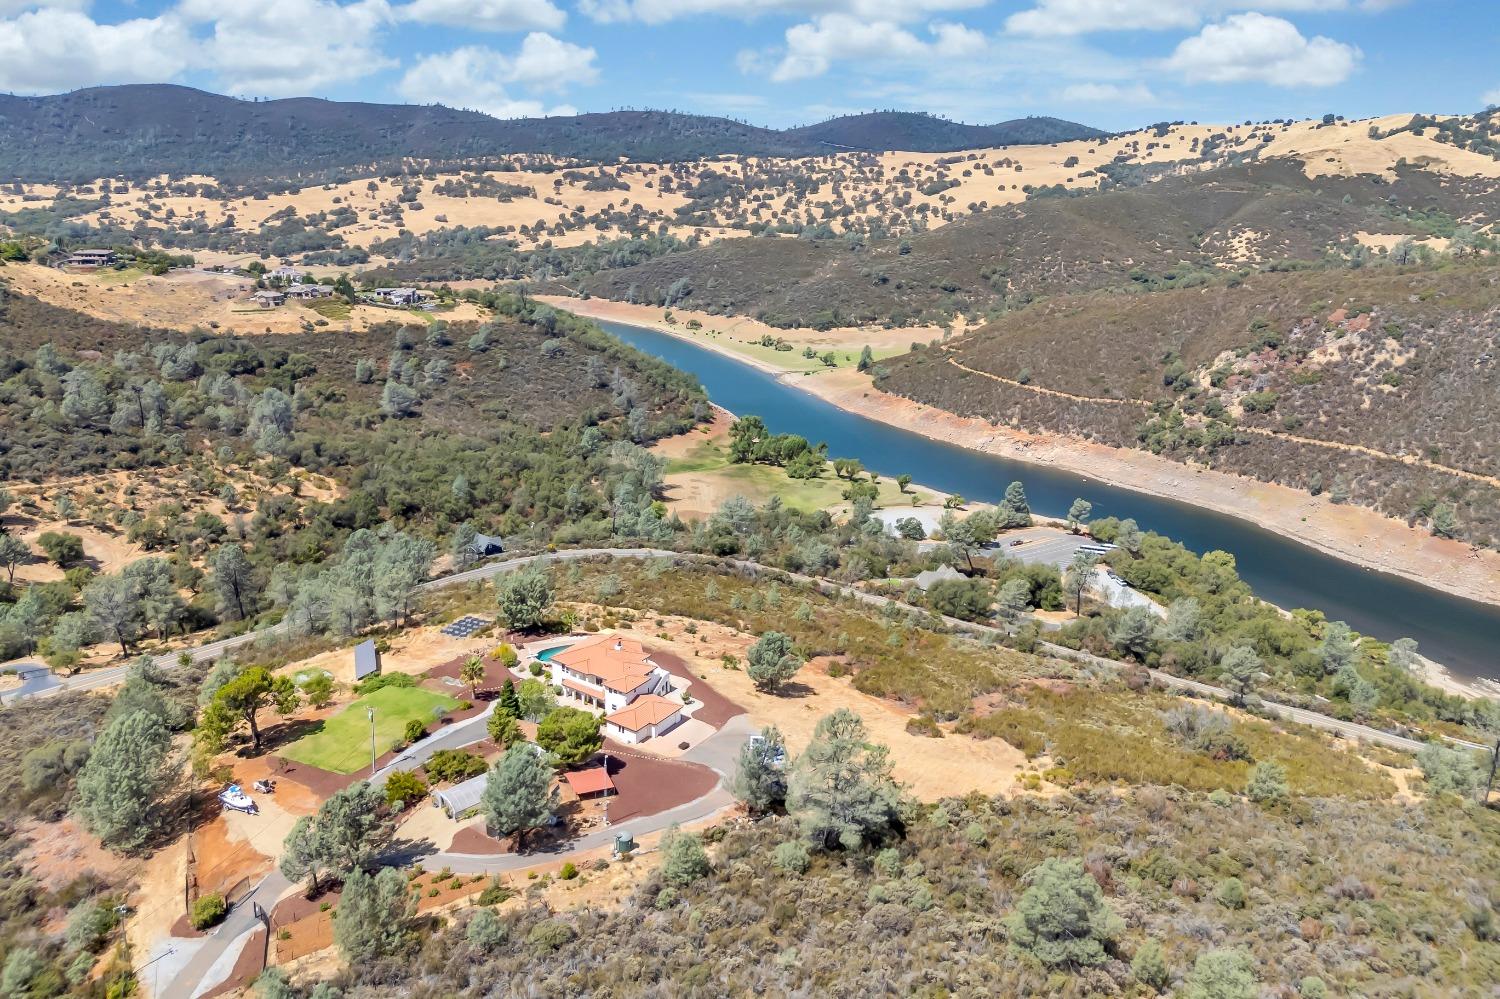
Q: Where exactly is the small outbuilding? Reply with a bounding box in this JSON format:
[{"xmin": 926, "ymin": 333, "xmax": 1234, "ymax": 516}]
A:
[
  {"xmin": 433, "ymin": 773, "xmax": 486, "ymax": 819},
  {"xmin": 562, "ymin": 766, "xmax": 616, "ymax": 800}
]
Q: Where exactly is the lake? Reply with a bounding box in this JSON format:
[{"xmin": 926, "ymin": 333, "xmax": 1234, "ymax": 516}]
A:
[{"xmin": 601, "ymin": 318, "xmax": 1500, "ymax": 686}]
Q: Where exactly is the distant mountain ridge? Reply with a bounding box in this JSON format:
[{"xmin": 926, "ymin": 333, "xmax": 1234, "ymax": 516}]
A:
[
  {"xmin": 788, "ymin": 111, "xmax": 1106, "ymax": 151},
  {"xmin": 0, "ymin": 85, "xmax": 1104, "ymax": 184}
]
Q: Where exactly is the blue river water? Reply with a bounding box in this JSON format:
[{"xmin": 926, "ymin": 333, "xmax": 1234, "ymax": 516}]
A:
[{"xmin": 600, "ymin": 319, "xmax": 1500, "ymax": 686}]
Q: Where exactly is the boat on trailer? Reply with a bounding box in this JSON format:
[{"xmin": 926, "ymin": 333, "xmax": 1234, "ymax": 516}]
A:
[{"xmin": 218, "ymin": 783, "xmax": 258, "ymax": 814}]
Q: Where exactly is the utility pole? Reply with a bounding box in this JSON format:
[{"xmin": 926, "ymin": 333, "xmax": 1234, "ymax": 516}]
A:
[{"xmin": 368, "ymin": 706, "xmax": 377, "ymax": 778}]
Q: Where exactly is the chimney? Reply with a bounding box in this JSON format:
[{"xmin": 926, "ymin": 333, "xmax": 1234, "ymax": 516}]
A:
[{"xmin": 613, "ymin": 638, "xmax": 622, "ymax": 651}]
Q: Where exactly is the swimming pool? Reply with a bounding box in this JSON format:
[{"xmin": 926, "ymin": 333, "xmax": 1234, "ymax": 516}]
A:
[{"xmin": 534, "ymin": 645, "xmax": 570, "ymax": 662}]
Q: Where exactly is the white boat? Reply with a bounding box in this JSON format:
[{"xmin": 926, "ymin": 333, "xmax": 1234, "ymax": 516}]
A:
[{"xmin": 218, "ymin": 784, "xmax": 258, "ymax": 814}]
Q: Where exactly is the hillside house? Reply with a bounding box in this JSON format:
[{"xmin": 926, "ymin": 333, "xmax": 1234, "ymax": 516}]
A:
[
  {"xmin": 270, "ymin": 266, "xmax": 307, "ymax": 283},
  {"xmin": 252, "ymin": 289, "xmax": 286, "ymax": 308},
  {"xmin": 371, "ymin": 287, "xmax": 431, "ymax": 306},
  {"xmin": 284, "ymin": 283, "xmax": 333, "ymax": 300},
  {"xmin": 63, "ymin": 248, "xmax": 117, "ymax": 269},
  {"xmin": 547, "ymin": 635, "xmax": 684, "ymax": 745}
]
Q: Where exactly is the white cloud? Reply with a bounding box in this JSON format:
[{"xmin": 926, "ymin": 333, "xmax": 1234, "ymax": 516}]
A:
[
  {"xmin": 1483, "ymin": 88, "xmax": 1500, "ymax": 109},
  {"xmin": 397, "ymin": 34, "xmax": 597, "ymax": 117},
  {"xmin": 1164, "ymin": 12, "xmax": 1359, "ymax": 87},
  {"xmin": 1058, "ymin": 81, "xmax": 1156, "ymax": 103},
  {"xmin": 583, "ymin": 0, "xmax": 985, "ymax": 26},
  {"xmin": 0, "ymin": 8, "xmax": 195, "ymax": 94},
  {"xmin": 1007, "ymin": 0, "xmax": 1379, "ymax": 37},
  {"xmin": 0, "ymin": 0, "xmax": 89, "ymax": 14},
  {"xmin": 764, "ymin": 14, "xmax": 986, "ymax": 81},
  {"xmin": 177, "ymin": 0, "xmax": 396, "ymax": 95},
  {"xmin": 399, "ymin": 0, "xmax": 566, "ymax": 32}
]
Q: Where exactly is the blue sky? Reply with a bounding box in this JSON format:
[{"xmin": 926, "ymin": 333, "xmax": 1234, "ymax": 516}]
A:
[{"xmin": 0, "ymin": 0, "xmax": 1495, "ymax": 131}]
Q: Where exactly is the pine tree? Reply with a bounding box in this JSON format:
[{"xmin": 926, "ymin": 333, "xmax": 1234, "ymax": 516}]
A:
[
  {"xmin": 74, "ymin": 710, "xmax": 179, "ymax": 852},
  {"xmin": 482, "ymin": 744, "xmax": 558, "ymax": 851},
  {"xmin": 731, "ymin": 726, "xmax": 786, "ymax": 814},
  {"xmin": 787, "ymin": 709, "xmax": 902, "ymax": 851},
  {"xmin": 333, "ymin": 867, "xmax": 414, "ymax": 963},
  {"xmin": 498, "ymin": 678, "xmax": 522, "ymax": 720},
  {"xmin": 210, "ymin": 543, "xmax": 257, "ymax": 622},
  {"xmin": 495, "ymin": 566, "xmax": 553, "ymax": 630},
  {"xmin": 746, "ymin": 632, "xmax": 802, "ymax": 693},
  {"xmin": 1006, "ymin": 857, "xmax": 1123, "ymax": 967}
]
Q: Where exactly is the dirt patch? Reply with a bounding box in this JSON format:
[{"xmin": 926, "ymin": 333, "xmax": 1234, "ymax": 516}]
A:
[
  {"xmin": 13, "ymin": 816, "xmax": 127, "ymax": 889},
  {"xmin": 12, "ymin": 518, "xmax": 143, "ymax": 584},
  {"xmin": 192, "ymin": 814, "xmax": 272, "ymax": 901},
  {"xmin": 611, "ymin": 614, "xmax": 1029, "ymax": 801}
]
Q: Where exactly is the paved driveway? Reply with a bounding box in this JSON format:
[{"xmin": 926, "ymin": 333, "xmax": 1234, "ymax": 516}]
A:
[{"xmin": 0, "ymin": 663, "xmax": 58, "ymax": 704}]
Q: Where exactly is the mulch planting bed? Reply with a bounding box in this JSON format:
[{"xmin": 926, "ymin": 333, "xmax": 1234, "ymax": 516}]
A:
[{"xmin": 598, "ymin": 743, "xmax": 720, "ymax": 824}]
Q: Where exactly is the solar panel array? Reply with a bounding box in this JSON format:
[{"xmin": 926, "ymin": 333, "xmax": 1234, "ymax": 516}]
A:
[{"xmin": 440, "ymin": 615, "xmax": 491, "ymax": 638}]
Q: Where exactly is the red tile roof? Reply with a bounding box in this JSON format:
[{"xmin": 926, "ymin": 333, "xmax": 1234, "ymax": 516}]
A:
[
  {"xmin": 551, "ymin": 634, "xmax": 660, "ymax": 694},
  {"xmin": 605, "ymin": 694, "xmax": 682, "ymax": 733},
  {"xmin": 562, "ymin": 767, "xmax": 615, "ymax": 796}
]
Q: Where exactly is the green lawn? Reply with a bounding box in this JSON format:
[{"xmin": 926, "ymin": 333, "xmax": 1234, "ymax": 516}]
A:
[
  {"xmin": 280, "ymin": 685, "xmax": 461, "ymax": 774},
  {"xmin": 665, "ymin": 435, "xmax": 933, "ymax": 513}
]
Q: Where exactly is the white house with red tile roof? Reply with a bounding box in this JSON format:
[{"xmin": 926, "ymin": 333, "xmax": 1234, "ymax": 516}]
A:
[{"xmin": 547, "ymin": 634, "xmax": 684, "ymax": 745}]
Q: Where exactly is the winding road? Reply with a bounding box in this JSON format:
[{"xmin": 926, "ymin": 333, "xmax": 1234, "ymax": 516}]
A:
[{"xmin": 20, "ymin": 545, "xmax": 1489, "ymax": 996}]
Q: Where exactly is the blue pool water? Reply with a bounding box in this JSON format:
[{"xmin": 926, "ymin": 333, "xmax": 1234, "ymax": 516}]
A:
[{"xmin": 535, "ymin": 645, "xmax": 570, "ymax": 662}]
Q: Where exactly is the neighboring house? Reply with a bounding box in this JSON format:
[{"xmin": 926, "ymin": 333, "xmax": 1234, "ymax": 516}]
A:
[
  {"xmin": 252, "ymin": 289, "xmax": 286, "ymax": 308},
  {"xmin": 471, "ymin": 533, "xmax": 505, "ymax": 557},
  {"xmin": 371, "ymin": 287, "xmax": 430, "ymax": 306},
  {"xmin": 63, "ymin": 248, "xmax": 117, "ymax": 269},
  {"xmin": 547, "ymin": 635, "xmax": 683, "ymax": 745},
  {"xmin": 284, "ymin": 283, "xmax": 332, "ymax": 299},
  {"xmin": 269, "ymin": 266, "xmax": 307, "ymax": 283}
]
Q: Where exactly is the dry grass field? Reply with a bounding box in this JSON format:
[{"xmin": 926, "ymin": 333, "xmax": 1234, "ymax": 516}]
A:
[{"xmin": 5, "ymin": 113, "xmax": 1496, "ymax": 264}]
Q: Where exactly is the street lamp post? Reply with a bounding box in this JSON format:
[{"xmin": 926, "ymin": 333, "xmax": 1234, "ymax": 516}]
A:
[{"xmin": 367, "ymin": 706, "xmax": 377, "ymax": 777}]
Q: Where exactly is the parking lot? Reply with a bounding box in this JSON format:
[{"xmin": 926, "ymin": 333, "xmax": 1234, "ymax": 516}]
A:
[
  {"xmin": 991, "ymin": 527, "xmax": 1105, "ymax": 569},
  {"xmin": 989, "ymin": 527, "xmax": 1163, "ymax": 615}
]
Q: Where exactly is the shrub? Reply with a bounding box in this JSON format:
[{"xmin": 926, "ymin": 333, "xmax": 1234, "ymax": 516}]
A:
[
  {"xmin": 1181, "ymin": 948, "xmax": 1257, "ymax": 999},
  {"xmin": 772, "ymin": 840, "xmax": 811, "ymax": 875},
  {"xmin": 1215, "ymin": 877, "xmax": 1247, "ymax": 910},
  {"xmin": 356, "ymin": 672, "xmax": 416, "ymax": 696},
  {"xmin": 527, "ymin": 919, "xmax": 575, "ymax": 952},
  {"xmin": 1245, "ymin": 761, "xmax": 1289, "ymax": 804},
  {"xmin": 384, "ymin": 769, "xmax": 428, "ymax": 808},
  {"xmin": 476, "ymin": 880, "xmax": 514, "ymax": 906},
  {"xmin": 1132, "ymin": 938, "xmax": 1170, "ymax": 991},
  {"xmin": 905, "ymin": 714, "xmax": 943, "ymax": 738},
  {"xmin": 559, "ymin": 862, "xmax": 579, "ymax": 880},
  {"xmin": 190, "ymin": 893, "xmax": 227, "ymax": 930},
  {"xmin": 403, "ymin": 719, "xmax": 427, "ymax": 745},
  {"xmin": 466, "ymin": 907, "xmax": 509, "ymax": 949},
  {"xmin": 1416, "ymin": 744, "xmax": 1485, "ymax": 797},
  {"xmin": 424, "ymin": 749, "xmax": 487, "ymax": 784},
  {"xmin": 654, "ymin": 887, "xmax": 678, "ymax": 910},
  {"xmin": 660, "ymin": 827, "xmax": 710, "ymax": 886}
]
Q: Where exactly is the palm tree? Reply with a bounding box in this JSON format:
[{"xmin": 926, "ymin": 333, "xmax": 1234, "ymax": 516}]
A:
[{"xmin": 460, "ymin": 655, "xmax": 486, "ymax": 700}]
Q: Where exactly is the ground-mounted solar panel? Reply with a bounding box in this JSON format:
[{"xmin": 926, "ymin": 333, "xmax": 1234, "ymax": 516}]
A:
[
  {"xmin": 353, "ymin": 639, "xmax": 380, "ymax": 679},
  {"xmin": 440, "ymin": 615, "xmax": 491, "ymax": 638}
]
